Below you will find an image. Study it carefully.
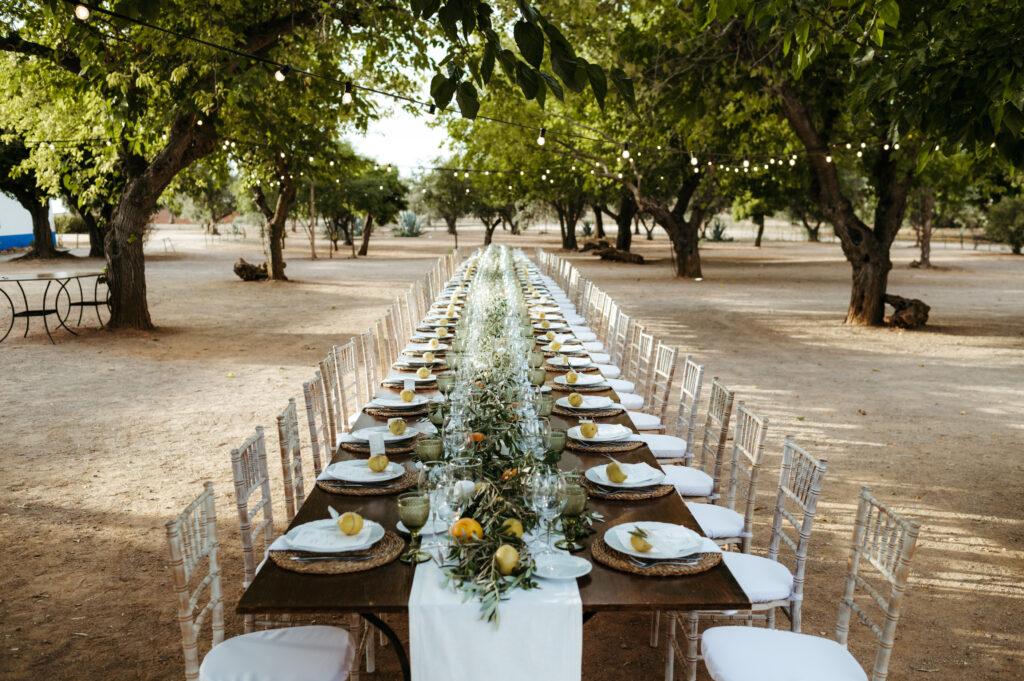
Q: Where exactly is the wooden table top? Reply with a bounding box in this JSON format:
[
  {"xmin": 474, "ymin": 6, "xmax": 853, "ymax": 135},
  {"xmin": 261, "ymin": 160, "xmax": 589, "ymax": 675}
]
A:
[{"xmin": 238, "ymin": 344, "xmax": 749, "ymax": 615}]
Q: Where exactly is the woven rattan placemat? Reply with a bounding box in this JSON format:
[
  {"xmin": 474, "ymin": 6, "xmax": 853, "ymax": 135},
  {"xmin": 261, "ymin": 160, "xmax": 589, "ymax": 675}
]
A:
[
  {"xmin": 590, "ymin": 538, "xmax": 721, "ymax": 577},
  {"xmin": 584, "ymin": 480, "xmax": 674, "ymax": 501},
  {"xmin": 316, "ymin": 468, "xmax": 417, "ymax": 496},
  {"xmin": 381, "ymin": 380, "xmax": 438, "ymax": 392},
  {"xmin": 339, "ymin": 440, "xmax": 417, "ymax": 456},
  {"xmin": 565, "ymin": 438, "xmax": 644, "ymax": 453},
  {"xmin": 553, "ymin": 405, "xmax": 625, "ymax": 419},
  {"xmin": 551, "ymin": 383, "xmax": 610, "ymax": 394},
  {"xmin": 546, "ymin": 365, "xmax": 601, "ymax": 374},
  {"xmin": 362, "ymin": 405, "xmax": 429, "ymax": 419},
  {"xmin": 269, "ymin": 531, "xmax": 404, "ymax": 574}
]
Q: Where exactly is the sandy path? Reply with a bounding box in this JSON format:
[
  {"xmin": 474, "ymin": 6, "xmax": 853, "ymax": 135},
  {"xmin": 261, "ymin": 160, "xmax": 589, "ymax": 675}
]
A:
[{"xmin": 1, "ymin": 225, "xmax": 1021, "ymax": 681}]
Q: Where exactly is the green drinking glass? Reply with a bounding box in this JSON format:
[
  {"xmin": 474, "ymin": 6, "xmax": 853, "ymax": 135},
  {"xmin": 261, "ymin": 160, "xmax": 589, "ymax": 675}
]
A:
[
  {"xmin": 555, "ymin": 482, "xmax": 588, "ymax": 551},
  {"xmin": 530, "ymin": 368, "xmax": 547, "ymax": 387},
  {"xmin": 534, "ymin": 393, "xmax": 554, "ymax": 417},
  {"xmin": 451, "ymin": 338, "xmax": 465, "ymax": 353},
  {"xmin": 529, "ymin": 351, "xmax": 545, "ymax": 368},
  {"xmin": 436, "ymin": 374, "xmax": 455, "ymax": 395},
  {"xmin": 548, "ymin": 429, "xmax": 567, "ymax": 454},
  {"xmin": 415, "ymin": 435, "xmax": 444, "ymax": 462},
  {"xmin": 398, "ymin": 493, "xmax": 431, "ymax": 564}
]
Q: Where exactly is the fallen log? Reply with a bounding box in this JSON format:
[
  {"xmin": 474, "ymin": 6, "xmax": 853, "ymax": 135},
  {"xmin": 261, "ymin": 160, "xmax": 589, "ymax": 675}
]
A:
[
  {"xmin": 595, "ymin": 247, "xmax": 644, "ymax": 264},
  {"xmin": 579, "ymin": 239, "xmax": 611, "ymax": 252},
  {"xmin": 233, "ymin": 258, "xmax": 270, "ymax": 281},
  {"xmin": 885, "ymin": 294, "xmax": 930, "ymax": 328}
]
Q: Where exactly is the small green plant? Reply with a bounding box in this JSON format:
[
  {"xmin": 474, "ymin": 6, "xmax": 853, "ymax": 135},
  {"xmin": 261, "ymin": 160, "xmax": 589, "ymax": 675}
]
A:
[
  {"xmin": 581, "ymin": 220, "xmax": 593, "ymax": 237},
  {"xmin": 709, "ymin": 218, "xmax": 731, "ymax": 242},
  {"xmin": 392, "ymin": 210, "xmax": 425, "ymax": 237},
  {"xmin": 352, "ymin": 215, "xmax": 364, "ymax": 237}
]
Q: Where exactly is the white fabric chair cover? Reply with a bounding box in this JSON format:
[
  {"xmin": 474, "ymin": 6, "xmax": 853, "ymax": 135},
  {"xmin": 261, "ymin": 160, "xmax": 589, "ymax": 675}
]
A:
[
  {"xmin": 637, "ymin": 433, "xmax": 686, "ymax": 458},
  {"xmin": 593, "ymin": 363, "xmax": 621, "ymax": 379},
  {"xmin": 686, "ymin": 501, "xmax": 745, "ymax": 538},
  {"xmin": 618, "ymin": 392, "xmax": 644, "ymax": 410},
  {"xmin": 200, "ymin": 626, "xmax": 356, "ymax": 681},
  {"xmin": 701, "ymin": 627, "xmax": 867, "ymax": 681},
  {"xmin": 605, "ymin": 377, "xmax": 635, "ymax": 394},
  {"xmin": 627, "ymin": 410, "xmax": 662, "ymax": 431},
  {"xmin": 663, "ymin": 465, "xmax": 713, "ymax": 497},
  {"xmin": 588, "ymin": 352, "xmax": 612, "ymax": 364},
  {"xmin": 581, "ymin": 340, "xmax": 604, "ymax": 352},
  {"xmin": 720, "ymin": 552, "xmax": 794, "ymax": 603}
]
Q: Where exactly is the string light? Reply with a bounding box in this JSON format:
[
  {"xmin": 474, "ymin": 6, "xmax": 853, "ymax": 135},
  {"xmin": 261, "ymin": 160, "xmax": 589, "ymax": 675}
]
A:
[
  {"xmin": 826, "ymin": 155, "xmax": 833, "ymax": 163},
  {"xmin": 274, "ymin": 65, "xmax": 291, "ymax": 81},
  {"xmin": 690, "ymin": 156, "xmax": 698, "ymax": 166},
  {"xmin": 621, "ymin": 143, "xmax": 630, "ymax": 159},
  {"xmin": 788, "ymin": 158, "xmax": 796, "ymax": 166},
  {"xmin": 894, "ymin": 143, "xmax": 900, "ymax": 150},
  {"xmin": 342, "ymin": 82, "xmax": 353, "ymax": 104},
  {"xmin": 742, "ymin": 159, "xmax": 749, "ymax": 168},
  {"xmin": 428, "ymin": 104, "xmax": 436, "ymax": 115},
  {"xmin": 883, "ymin": 143, "xmax": 890, "ymax": 151},
  {"xmin": 73, "ymin": 4, "xmax": 90, "ymax": 21},
  {"xmin": 537, "ymin": 128, "xmax": 546, "ymax": 146},
  {"xmin": 856, "ymin": 150, "xmax": 863, "ymax": 158}
]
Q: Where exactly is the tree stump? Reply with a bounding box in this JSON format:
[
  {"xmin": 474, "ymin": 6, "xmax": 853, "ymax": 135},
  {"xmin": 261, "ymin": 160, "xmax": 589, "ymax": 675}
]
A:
[
  {"xmin": 233, "ymin": 258, "xmax": 270, "ymax": 281},
  {"xmin": 595, "ymin": 247, "xmax": 644, "ymax": 264},
  {"xmin": 579, "ymin": 239, "xmax": 611, "ymax": 252},
  {"xmin": 884, "ymin": 294, "xmax": 930, "ymax": 328}
]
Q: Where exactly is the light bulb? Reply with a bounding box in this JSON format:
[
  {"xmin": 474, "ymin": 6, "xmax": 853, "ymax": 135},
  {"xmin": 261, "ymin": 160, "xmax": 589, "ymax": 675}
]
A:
[
  {"xmin": 465, "ymin": 188, "xmax": 470, "ymax": 194},
  {"xmin": 428, "ymin": 104, "xmax": 436, "ymax": 115},
  {"xmin": 463, "ymin": 172, "xmax": 468, "ymax": 178},
  {"xmin": 861, "ymin": 142, "xmax": 867, "ymax": 148},
  {"xmin": 883, "ymin": 143, "xmax": 890, "ymax": 150},
  {"xmin": 856, "ymin": 150, "xmax": 863, "ymax": 158},
  {"xmin": 894, "ymin": 143, "xmax": 900, "ymax": 150},
  {"xmin": 934, "ymin": 144, "xmax": 940, "ymax": 151},
  {"xmin": 845, "ymin": 143, "xmax": 852, "ymax": 150},
  {"xmin": 342, "ymin": 82, "xmax": 353, "ymax": 104},
  {"xmin": 621, "ymin": 143, "xmax": 630, "ymax": 159},
  {"xmin": 826, "ymin": 155, "xmax": 833, "ymax": 163},
  {"xmin": 196, "ymin": 119, "xmax": 203, "ymax": 126},
  {"xmin": 74, "ymin": 4, "xmax": 90, "ymax": 21},
  {"xmin": 274, "ymin": 65, "xmax": 290, "ymax": 81},
  {"xmin": 308, "ymin": 155, "xmax": 314, "ymax": 163},
  {"xmin": 788, "ymin": 158, "xmax": 795, "ymax": 166},
  {"xmin": 690, "ymin": 156, "xmax": 698, "ymax": 166},
  {"xmin": 537, "ymin": 128, "xmax": 546, "ymax": 146},
  {"xmin": 742, "ymin": 159, "xmax": 749, "ymax": 168}
]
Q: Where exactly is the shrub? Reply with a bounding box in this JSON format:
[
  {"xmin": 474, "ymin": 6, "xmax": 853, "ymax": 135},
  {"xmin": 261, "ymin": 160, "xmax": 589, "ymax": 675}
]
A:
[
  {"xmin": 580, "ymin": 220, "xmax": 593, "ymax": 237},
  {"xmin": 55, "ymin": 214, "xmax": 88, "ymax": 234},
  {"xmin": 985, "ymin": 196, "xmax": 1024, "ymax": 254},
  {"xmin": 392, "ymin": 210, "xmax": 425, "ymax": 237}
]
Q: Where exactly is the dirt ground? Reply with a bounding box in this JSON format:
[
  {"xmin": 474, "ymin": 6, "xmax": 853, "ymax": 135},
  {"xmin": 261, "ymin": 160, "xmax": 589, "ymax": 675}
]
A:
[{"xmin": 1, "ymin": 224, "xmax": 1021, "ymax": 681}]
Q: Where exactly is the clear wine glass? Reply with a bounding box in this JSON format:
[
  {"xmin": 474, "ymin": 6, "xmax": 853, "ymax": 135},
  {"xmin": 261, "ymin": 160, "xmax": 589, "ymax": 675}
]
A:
[{"xmin": 529, "ymin": 469, "xmax": 567, "ymax": 555}]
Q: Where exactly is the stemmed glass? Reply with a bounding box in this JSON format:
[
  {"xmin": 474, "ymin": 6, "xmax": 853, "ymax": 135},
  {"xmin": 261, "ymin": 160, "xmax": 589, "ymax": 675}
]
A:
[
  {"xmin": 528, "ymin": 469, "xmax": 567, "ymax": 555},
  {"xmin": 555, "ymin": 477, "xmax": 588, "ymax": 551},
  {"xmin": 436, "ymin": 373, "xmax": 455, "ymax": 396},
  {"xmin": 418, "ymin": 460, "xmax": 447, "ymax": 550},
  {"xmin": 397, "ymin": 492, "xmax": 431, "ymax": 563},
  {"xmin": 442, "ymin": 420, "xmax": 473, "ymax": 459}
]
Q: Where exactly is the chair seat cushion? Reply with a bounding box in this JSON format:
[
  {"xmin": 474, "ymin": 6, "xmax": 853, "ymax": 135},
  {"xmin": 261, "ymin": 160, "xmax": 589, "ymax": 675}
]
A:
[
  {"xmin": 662, "ymin": 465, "xmax": 713, "ymax": 497},
  {"xmin": 593, "ymin": 363, "xmax": 621, "ymax": 379},
  {"xmin": 588, "ymin": 352, "xmax": 612, "ymax": 364},
  {"xmin": 201, "ymin": 626, "xmax": 355, "ymax": 681},
  {"xmin": 721, "ymin": 552, "xmax": 794, "ymax": 603},
  {"xmin": 685, "ymin": 501, "xmax": 744, "ymax": 539},
  {"xmin": 627, "ymin": 410, "xmax": 663, "ymax": 431},
  {"xmin": 701, "ymin": 627, "xmax": 867, "ymax": 681},
  {"xmin": 581, "ymin": 340, "xmax": 604, "ymax": 352},
  {"xmin": 605, "ymin": 377, "xmax": 635, "ymax": 394},
  {"xmin": 617, "ymin": 392, "xmax": 644, "ymax": 410},
  {"xmin": 638, "ymin": 433, "xmax": 687, "ymax": 458}
]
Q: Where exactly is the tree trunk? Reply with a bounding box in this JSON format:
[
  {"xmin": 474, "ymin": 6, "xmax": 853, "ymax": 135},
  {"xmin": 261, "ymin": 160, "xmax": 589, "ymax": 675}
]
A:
[
  {"xmin": 753, "ymin": 214, "xmax": 766, "ymax": 247},
  {"xmin": 610, "ymin": 193, "xmax": 637, "ymax": 251},
  {"xmin": 483, "ymin": 218, "xmax": 498, "ymax": 245},
  {"xmin": 105, "ymin": 113, "xmax": 218, "ymax": 329},
  {"xmin": 445, "ymin": 216, "xmax": 457, "ymax": 235},
  {"xmin": 846, "ymin": 245, "xmax": 892, "ymax": 325},
  {"xmin": 342, "ymin": 219, "xmax": 353, "ymax": 246},
  {"xmin": 252, "ymin": 155, "xmax": 296, "ymax": 281},
  {"xmin": 592, "ymin": 205, "xmax": 606, "ymax": 238},
  {"xmin": 29, "ymin": 198, "xmax": 58, "ymax": 257},
  {"xmin": 308, "ymin": 181, "xmax": 317, "ymax": 260},
  {"xmin": 667, "ymin": 222, "xmax": 702, "ymax": 277},
  {"xmin": 915, "ymin": 190, "xmax": 933, "ymax": 268},
  {"xmin": 801, "ymin": 217, "xmax": 821, "ymax": 242},
  {"xmin": 357, "ymin": 214, "xmax": 374, "ymax": 256}
]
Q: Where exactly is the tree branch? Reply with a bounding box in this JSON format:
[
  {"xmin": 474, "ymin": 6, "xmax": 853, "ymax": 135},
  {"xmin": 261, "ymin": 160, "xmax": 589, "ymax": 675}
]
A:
[{"xmin": 0, "ymin": 31, "xmax": 81, "ymax": 73}]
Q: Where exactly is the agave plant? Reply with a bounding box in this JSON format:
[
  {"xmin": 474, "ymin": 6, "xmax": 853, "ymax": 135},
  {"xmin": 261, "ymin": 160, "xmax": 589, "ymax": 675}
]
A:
[{"xmin": 392, "ymin": 210, "xmax": 425, "ymax": 237}]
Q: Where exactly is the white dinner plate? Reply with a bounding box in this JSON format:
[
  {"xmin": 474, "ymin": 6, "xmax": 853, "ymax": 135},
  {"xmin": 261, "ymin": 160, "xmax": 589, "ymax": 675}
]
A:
[
  {"xmin": 530, "ymin": 306, "xmax": 562, "ymax": 314},
  {"xmin": 533, "ymin": 554, "xmax": 593, "ymax": 580},
  {"xmin": 535, "ymin": 322, "xmax": 569, "ymax": 332},
  {"xmin": 284, "ymin": 518, "xmax": 385, "ymax": 553},
  {"xmin": 367, "ymin": 396, "xmax": 429, "ymax": 409},
  {"xmin": 349, "ymin": 424, "xmax": 420, "ymax": 443},
  {"xmin": 547, "ymin": 356, "xmax": 592, "ymax": 368},
  {"xmin": 323, "ymin": 459, "xmax": 405, "ymax": 483},
  {"xmin": 544, "ymin": 343, "xmax": 585, "ymax": 354},
  {"xmin": 396, "ymin": 518, "xmax": 447, "ymax": 536},
  {"xmin": 406, "ymin": 343, "xmax": 449, "ymax": 353},
  {"xmin": 604, "ymin": 522, "xmax": 703, "ymax": 559},
  {"xmin": 584, "ymin": 462, "xmax": 666, "ymax": 488},
  {"xmin": 395, "ymin": 357, "xmax": 444, "ymax": 368},
  {"xmin": 554, "ymin": 373, "xmax": 605, "ymax": 387},
  {"xmin": 556, "ymin": 395, "xmax": 614, "ymax": 410},
  {"xmin": 567, "ymin": 423, "xmax": 633, "ymax": 442}
]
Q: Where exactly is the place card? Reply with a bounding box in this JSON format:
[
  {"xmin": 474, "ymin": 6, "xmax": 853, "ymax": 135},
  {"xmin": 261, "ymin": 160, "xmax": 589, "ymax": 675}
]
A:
[
  {"xmin": 404, "ymin": 379, "xmax": 415, "ymax": 392},
  {"xmin": 368, "ymin": 431, "xmax": 386, "ymax": 456}
]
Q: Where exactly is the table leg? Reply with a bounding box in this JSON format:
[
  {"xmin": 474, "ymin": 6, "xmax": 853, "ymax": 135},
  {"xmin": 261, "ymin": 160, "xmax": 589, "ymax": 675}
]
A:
[
  {"xmin": 16, "ymin": 282, "xmax": 31, "ymax": 339},
  {"xmin": 52, "ymin": 278, "xmax": 78, "ymax": 336},
  {"xmin": 0, "ymin": 288, "xmax": 14, "ymax": 343},
  {"xmin": 360, "ymin": 613, "xmax": 410, "ymax": 681},
  {"xmin": 40, "ymin": 281, "xmax": 55, "ymax": 344}
]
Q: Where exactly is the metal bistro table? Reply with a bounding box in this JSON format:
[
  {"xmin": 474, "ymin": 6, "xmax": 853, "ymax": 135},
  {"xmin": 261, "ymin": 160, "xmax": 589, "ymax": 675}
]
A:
[
  {"xmin": 237, "ymin": 368, "xmax": 749, "ymax": 681},
  {"xmin": 0, "ymin": 271, "xmax": 109, "ymax": 343}
]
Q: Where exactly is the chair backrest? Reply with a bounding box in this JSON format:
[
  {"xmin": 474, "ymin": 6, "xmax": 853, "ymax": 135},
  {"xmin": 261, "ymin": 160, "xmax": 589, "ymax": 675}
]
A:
[
  {"xmin": 406, "ymin": 285, "xmax": 423, "ymax": 329},
  {"xmin": 166, "ymin": 482, "xmax": 223, "ymax": 681},
  {"xmin": 318, "ymin": 353, "xmax": 340, "ymax": 446},
  {"xmin": 332, "ymin": 341, "xmax": 361, "ymax": 431},
  {"xmin": 672, "ymin": 355, "xmax": 705, "ymax": 458},
  {"xmin": 612, "ymin": 312, "xmax": 632, "ymax": 368},
  {"xmin": 598, "ymin": 297, "xmax": 616, "ymax": 345},
  {"xmin": 358, "ymin": 329, "xmax": 380, "ymax": 404},
  {"xmin": 836, "ymin": 486, "xmax": 921, "ymax": 681},
  {"xmin": 374, "ymin": 317, "xmax": 391, "ymax": 375},
  {"xmin": 624, "ymin": 321, "xmax": 647, "ymax": 383},
  {"xmin": 633, "ymin": 330, "xmax": 656, "ymax": 396},
  {"xmin": 576, "ymin": 278, "xmax": 593, "ymax": 316},
  {"xmin": 723, "ymin": 403, "xmax": 769, "ymax": 551},
  {"xmin": 230, "ymin": 426, "xmax": 274, "ymax": 590},
  {"xmin": 391, "ymin": 299, "xmax": 408, "ymax": 348},
  {"xmin": 587, "ymin": 287, "xmax": 606, "ymax": 328},
  {"xmin": 276, "ymin": 398, "xmax": 305, "ymax": 522},
  {"xmin": 301, "ymin": 371, "xmax": 330, "ymax": 476},
  {"xmin": 696, "ymin": 377, "xmax": 735, "ymax": 500},
  {"xmin": 767, "ymin": 437, "xmax": 828, "ymax": 632},
  {"xmin": 645, "ymin": 341, "xmax": 679, "ymax": 424}
]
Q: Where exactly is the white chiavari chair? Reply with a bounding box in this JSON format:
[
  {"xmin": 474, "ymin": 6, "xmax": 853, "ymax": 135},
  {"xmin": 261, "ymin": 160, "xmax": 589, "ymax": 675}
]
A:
[
  {"xmin": 167, "ymin": 482, "xmax": 356, "ymax": 681},
  {"xmin": 374, "ymin": 318, "xmax": 391, "ymax": 380},
  {"xmin": 627, "ymin": 340, "xmax": 678, "ymax": 431},
  {"xmin": 318, "ymin": 353, "xmax": 340, "ymax": 449},
  {"xmin": 230, "ymin": 427, "xmax": 275, "ymax": 634},
  {"xmin": 639, "ymin": 355, "xmax": 705, "ymax": 461},
  {"xmin": 358, "ymin": 329, "xmax": 380, "ymax": 406},
  {"xmin": 302, "ymin": 370, "xmax": 330, "ymax": 477},
  {"xmin": 700, "ymin": 485, "xmax": 921, "ymax": 681},
  {"xmin": 662, "ymin": 377, "xmax": 735, "ymax": 501},
  {"xmin": 667, "ymin": 439, "xmax": 828, "ymax": 681},
  {"xmin": 605, "ymin": 319, "xmax": 644, "ymax": 407},
  {"xmin": 590, "ymin": 303, "xmax": 621, "ymax": 377},
  {"xmin": 276, "ymin": 398, "xmax": 305, "ymax": 523},
  {"xmin": 687, "ymin": 403, "xmax": 769, "ymax": 552},
  {"xmin": 383, "ymin": 310, "xmax": 399, "ymax": 365},
  {"xmin": 333, "ymin": 341, "xmax": 362, "ymax": 431}
]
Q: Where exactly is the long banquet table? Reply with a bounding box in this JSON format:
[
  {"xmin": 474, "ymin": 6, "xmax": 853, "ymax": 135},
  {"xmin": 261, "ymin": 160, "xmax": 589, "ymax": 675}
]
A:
[{"xmin": 238, "ymin": 365, "xmax": 749, "ymax": 679}]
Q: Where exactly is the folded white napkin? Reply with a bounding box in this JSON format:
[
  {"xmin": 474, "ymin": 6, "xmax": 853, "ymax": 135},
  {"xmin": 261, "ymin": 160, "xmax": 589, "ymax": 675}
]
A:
[
  {"xmin": 594, "ymin": 461, "xmax": 662, "ymax": 484},
  {"xmin": 611, "ymin": 523, "xmax": 700, "ymax": 557},
  {"xmin": 319, "ymin": 460, "xmax": 402, "ymax": 482},
  {"xmin": 273, "ymin": 520, "xmax": 372, "ymax": 553}
]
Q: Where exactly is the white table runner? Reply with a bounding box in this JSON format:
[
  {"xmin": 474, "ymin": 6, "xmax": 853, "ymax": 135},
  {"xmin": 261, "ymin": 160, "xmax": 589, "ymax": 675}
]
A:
[{"xmin": 409, "ymin": 556, "xmax": 582, "ymax": 681}]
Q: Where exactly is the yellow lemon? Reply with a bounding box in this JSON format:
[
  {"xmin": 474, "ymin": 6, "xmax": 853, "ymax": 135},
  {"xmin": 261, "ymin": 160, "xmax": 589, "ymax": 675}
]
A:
[
  {"xmin": 446, "ymin": 305, "xmax": 456, "ymax": 316},
  {"xmin": 566, "ymin": 371, "xmax": 579, "ymax": 384},
  {"xmin": 388, "ymin": 418, "xmax": 407, "ymax": 436},
  {"xmin": 399, "ymin": 389, "xmax": 416, "ymax": 402},
  {"xmin": 337, "ymin": 512, "xmax": 364, "ymax": 536},
  {"xmin": 429, "ymin": 338, "xmax": 439, "ymax": 349},
  {"xmin": 494, "ymin": 545, "xmax": 520, "ymax": 576},
  {"xmin": 568, "ymin": 392, "xmax": 584, "ymax": 408},
  {"xmin": 550, "ymin": 341, "xmax": 562, "ymax": 352},
  {"xmin": 416, "ymin": 366, "xmax": 431, "ymax": 379},
  {"xmin": 541, "ymin": 321, "xmax": 551, "ymax": 329},
  {"xmin": 501, "ymin": 518, "xmax": 524, "ymax": 539},
  {"xmin": 629, "ymin": 528, "xmax": 653, "ymax": 553},
  {"xmin": 423, "ymin": 351, "xmax": 435, "ymax": 363},
  {"xmin": 545, "ymin": 331, "xmax": 555, "ymax": 340},
  {"xmin": 580, "ymin": 422, "xmax": 598, "ymax": 439},
  {"xmin": 538, "ymin": 311, "xmax": 546, "ymax": 319},
  {"xmin": 606, "ymin": 460, "xmax": 627, "ymax": 482},
  {"xmin": 436, "ymin": 326, "xmax": 448, "ymax": 338},
  {"xmin": 367, "ymin": 454, "xmax": 390, "ymax": 472}
]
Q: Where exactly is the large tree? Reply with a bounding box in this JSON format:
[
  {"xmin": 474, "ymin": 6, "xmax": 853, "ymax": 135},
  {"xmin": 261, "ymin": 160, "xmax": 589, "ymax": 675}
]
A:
[{"xmin": 0, "ymin": 132, "xmax": 61, "ymax": 258}]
